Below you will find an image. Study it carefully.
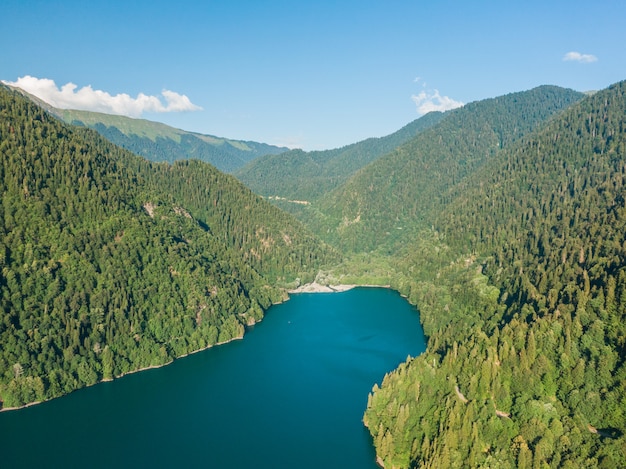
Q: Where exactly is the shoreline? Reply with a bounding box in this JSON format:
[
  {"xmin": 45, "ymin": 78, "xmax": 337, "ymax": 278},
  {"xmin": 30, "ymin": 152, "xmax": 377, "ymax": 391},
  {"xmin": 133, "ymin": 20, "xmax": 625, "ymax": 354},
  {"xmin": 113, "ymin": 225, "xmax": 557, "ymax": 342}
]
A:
[
  {"xmin": 0, "ymin": 333, "xmax": 246, "ymax": 413},
  {"xmin": 0, "ymin": 400, "xmax": 43, "ymax": 413},
  {"xmin": 1, "ymin": 283, "xmax": 393, "ymax": 412},
  {"xmin": 288, "ymin": 282, "xmax": 357, "ymax": 294},
  {"xmin": 288, "ymin": 282, "xmax": 390, "ymax": 294}
]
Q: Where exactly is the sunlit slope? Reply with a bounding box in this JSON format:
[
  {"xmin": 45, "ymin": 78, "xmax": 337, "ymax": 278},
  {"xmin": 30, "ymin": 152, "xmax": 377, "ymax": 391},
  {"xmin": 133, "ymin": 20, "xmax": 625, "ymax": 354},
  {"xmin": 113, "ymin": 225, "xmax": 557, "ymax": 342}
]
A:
[
  {"xmin": 0, "ymin": 85, "xmax": 338, "ymax": 408},
  {"xmin": 53, "ymin": 108, "xmax": 288, "ymax": 172},
  {"xmin": 235, "ymin": 111, "xmax": 445, "ymax": 202},
  {"xmin": 314, "ymin": 85, "xmax": 585, "ymax": 252},
  {"xmin": 365, "ymin": 81, "xmax": 626, "ymax": 469}
]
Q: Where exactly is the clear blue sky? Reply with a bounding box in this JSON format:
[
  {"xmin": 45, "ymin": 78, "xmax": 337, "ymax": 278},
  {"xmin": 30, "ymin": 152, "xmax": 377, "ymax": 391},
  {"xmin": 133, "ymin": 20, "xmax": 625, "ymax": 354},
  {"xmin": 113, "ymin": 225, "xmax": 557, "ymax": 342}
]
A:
[{"xmin": 2, "ymin": 0, "xmax": 625, "ymax": 150}]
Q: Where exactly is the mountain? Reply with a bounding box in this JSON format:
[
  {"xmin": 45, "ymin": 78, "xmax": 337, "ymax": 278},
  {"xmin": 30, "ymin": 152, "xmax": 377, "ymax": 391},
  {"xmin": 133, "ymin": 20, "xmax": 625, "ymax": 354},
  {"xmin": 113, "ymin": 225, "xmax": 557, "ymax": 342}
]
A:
[
  {"xmin": 309, "ymin": 85, "xmax": 586, "ymax": 253},
  {"xmin": 4, "ymin": 76, "xmax": 626, "ymax": 468},
  {"xmin": 363, "ymin": 81, "xmax": 626, "ymax": 468},
  {"xmin": 46, "ymin": 107, "xmax": 287, "ymax": 173},
  {"xmin": 0, "ymin": 85, "xmax": 338, "ymax": 408},
  {"xmin": 235, "ymin": 111, "xmax": 445, "ymax": 204}
]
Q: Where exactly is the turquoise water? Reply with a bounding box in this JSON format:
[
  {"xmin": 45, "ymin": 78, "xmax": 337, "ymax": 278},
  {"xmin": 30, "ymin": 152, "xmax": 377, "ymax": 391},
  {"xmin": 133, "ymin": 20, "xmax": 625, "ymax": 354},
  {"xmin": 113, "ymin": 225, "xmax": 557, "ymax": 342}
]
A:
[{"xmin": 0, "ymin": 287, "xmax": 426, "ymax": 468}]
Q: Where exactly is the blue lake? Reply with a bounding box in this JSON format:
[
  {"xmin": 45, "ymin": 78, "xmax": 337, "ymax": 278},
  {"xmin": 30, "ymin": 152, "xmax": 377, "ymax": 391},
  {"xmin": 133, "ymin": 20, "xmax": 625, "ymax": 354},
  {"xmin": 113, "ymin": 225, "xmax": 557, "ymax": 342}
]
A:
[{"xmin": 0, "ymin": 287, "xmax": 426, "ymax": 468}]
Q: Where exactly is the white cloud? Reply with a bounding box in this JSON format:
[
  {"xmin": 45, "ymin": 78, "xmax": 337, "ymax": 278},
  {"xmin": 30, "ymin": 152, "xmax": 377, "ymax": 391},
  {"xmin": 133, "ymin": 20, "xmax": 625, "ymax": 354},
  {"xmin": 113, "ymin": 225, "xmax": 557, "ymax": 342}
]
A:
[
  {"xmin": 411, "ymin": 89, "xmax": 463, "ymax": 115},
  {"xmin": 563, "ymin": 51, "xmax": 598, "ymax": 63},
  {"xmin": 2, "ymin": 75, "xmax": 202, "ymax": 117},
  {"xmin": 413, "ymin": 76, "xmax": 428, "ymax": 87}
]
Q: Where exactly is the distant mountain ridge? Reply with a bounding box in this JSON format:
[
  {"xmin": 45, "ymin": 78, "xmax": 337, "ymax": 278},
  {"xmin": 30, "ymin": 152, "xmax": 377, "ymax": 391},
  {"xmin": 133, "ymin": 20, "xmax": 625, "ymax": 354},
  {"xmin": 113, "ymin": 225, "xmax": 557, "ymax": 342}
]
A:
[
  {"xmin": 3, "ymin": 84, "xmax": 288, "ymax": 173},
  {"xmin": 53, "ymin": 108, "xmax": 288, "ymax": 172},
  {"xmin": 310, "ymin": 85, "xmax": 586, "ymax": 251},
  {"xmin": 235, "ymin": 111, "xmax": 445, "ymax": 203}
]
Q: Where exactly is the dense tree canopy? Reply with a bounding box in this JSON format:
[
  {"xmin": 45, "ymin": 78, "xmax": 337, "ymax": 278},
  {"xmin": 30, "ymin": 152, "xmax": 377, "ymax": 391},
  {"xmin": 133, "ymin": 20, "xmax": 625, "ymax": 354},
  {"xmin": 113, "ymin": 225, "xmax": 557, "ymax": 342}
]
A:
[
  {"xmin": 313, "ymin": 86, "xmax": 585, "ymax": 252},
  {"xmin": 4, "ymin": 76, "xmax": 626, "ymax": 468},
  {"xmin": 54, "ymin": 107, "xmax": 287, "ymax": 173},
  {"xmin": 363, "ymin": 82, "xmax": 626, "ymax": 468},
  {"xmin": 0, "ymin": 85, "xmax": 338, "ymax": 408},
  {"xmin": 235, "ymin": 111, "xmax": 445, "ymax": 205}
]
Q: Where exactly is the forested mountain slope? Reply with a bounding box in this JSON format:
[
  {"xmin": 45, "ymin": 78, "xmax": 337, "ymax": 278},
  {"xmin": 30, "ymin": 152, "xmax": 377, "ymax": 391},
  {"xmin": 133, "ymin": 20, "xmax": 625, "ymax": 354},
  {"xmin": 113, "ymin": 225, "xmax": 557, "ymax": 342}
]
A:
[
  {"xmin": 364, "ymin": 81, "xmax": 626, "ymax": 468},
  {"xmin": 313, "ymin": 86, "xmax": 585, "ymax": 252},
  {"xmin": 51, "ymin": 108, "xmax": 287, "ymax": 173},
  {"xmin": 0, "ymin": 85, "xmax": 337, "ymax": 408},
  {"xmin": 235, "ymin": 111, "xmax": 445, "ymax": 203}
]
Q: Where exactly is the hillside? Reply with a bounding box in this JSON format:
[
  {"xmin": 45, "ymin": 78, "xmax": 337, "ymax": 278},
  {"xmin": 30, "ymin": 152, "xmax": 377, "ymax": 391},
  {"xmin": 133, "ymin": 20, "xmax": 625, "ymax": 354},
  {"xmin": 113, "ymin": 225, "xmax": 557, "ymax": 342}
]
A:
[
  {"xmin": 3, "ymin": 75, "xmax": 626, "ymax": 468},
  {"xmin": 235, "ymin": 111, "xmax": 445, "ymax": 203},
  {"xmin": 50, "ymin": 108, "xmax": 288, "ymax": 173},
  {"xmin": 311, "ymin": 86, "xmax": 586, "ymax": 252},
  {"xmin": 0, "ymin": 85, "xmax": 338, "ymax": 408},
  {"xmin": 363, "ymin": 81, "xmax": 626, "ymax": 468}
]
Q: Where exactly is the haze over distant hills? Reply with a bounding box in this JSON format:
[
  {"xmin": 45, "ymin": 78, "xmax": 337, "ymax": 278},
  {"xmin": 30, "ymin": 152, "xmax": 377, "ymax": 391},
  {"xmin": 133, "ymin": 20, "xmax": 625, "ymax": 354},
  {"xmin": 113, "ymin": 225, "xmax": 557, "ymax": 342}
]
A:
[
  {"xmin": 3, "ymin": 77, "xmax": 626, "ymax": 469},
  {"xmin": 4, "ymin": 85, "xmax": 289, "ymax": 173},
  {"xmin": 55, "ymin": 109, "xmax": 289, "ymax": 173},
  {"xmin": 235, "ymin": 111, "xmax": 446, "ymax": 204}
]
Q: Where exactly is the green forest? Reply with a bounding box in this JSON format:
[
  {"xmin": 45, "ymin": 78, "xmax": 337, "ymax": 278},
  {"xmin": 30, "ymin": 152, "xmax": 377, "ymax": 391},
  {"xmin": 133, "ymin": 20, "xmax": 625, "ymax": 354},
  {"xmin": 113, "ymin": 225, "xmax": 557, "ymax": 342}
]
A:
[
  {"xmin": 0, "ymin": 85, "xmax": 337, "ymax": 408},
  {"xmin": 309, "ymin": 85, "xmax": 586, "ymax": 253},
  {"xmin": 235, "ymin": 110, "xmax": 445, "ymax": 205},
  {"xmin": 239, "ymin": 82, "xmax": 626, "ymax": 467},
  {"xmin": 360, "ymin": 82, "xmax": 626, "ymax": 468},
  {"xmin": 2, "ymin": 76, "xmax": 626, "ymax": 469},
  {"xmin": 55, "ymin": 107, "xmax": 288, "ymax": 173}
]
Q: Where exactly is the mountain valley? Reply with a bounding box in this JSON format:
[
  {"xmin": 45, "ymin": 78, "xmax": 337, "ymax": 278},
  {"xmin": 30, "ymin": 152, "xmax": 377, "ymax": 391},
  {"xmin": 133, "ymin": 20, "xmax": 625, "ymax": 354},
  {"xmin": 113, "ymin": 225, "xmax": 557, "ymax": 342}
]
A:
[{"xmin": 1, "ymin": 80, "xmax": 626, "ymax": 468}]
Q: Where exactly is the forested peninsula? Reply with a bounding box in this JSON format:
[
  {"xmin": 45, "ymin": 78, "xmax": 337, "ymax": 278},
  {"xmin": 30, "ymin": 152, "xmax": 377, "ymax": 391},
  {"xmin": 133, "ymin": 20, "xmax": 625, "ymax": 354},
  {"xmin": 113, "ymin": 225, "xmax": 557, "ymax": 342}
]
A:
[{"xmin": 2, "ymin": 78, "xmax": 626, "ymax": 469}]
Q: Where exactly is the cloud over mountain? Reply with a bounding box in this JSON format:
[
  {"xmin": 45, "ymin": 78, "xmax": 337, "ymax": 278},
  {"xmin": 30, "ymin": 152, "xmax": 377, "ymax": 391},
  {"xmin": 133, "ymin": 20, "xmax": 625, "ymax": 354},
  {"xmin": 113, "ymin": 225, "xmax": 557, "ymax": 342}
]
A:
[
  {"xmin": 562, "ymin": 51, "xmax": 598, "ymax": 63},
  {"xmin": 2, "ymin": 76, "xmax": 202, "ymax": 117},
  {"xmin": 411, "ymin": 89, "xmax": 463, "ymax": 115}
]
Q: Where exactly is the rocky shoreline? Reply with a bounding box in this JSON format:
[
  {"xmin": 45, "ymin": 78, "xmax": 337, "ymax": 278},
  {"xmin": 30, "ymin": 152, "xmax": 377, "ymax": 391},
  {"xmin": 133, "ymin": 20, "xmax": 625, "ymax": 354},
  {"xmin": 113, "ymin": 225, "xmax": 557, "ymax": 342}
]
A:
[
  {"xmin": 288, "ymin": 281, "xmax": 390, "ymax": 294},
  {"xmin": 288, "ymin": 281, "xmax": 357, "ymax": 294}
]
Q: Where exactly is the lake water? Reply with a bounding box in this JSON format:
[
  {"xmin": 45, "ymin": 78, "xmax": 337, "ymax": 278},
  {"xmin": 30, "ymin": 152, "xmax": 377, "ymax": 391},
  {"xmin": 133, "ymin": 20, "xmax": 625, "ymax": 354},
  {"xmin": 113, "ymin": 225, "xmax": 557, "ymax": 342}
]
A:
[{"xmin": 0, "ymin": 287, "xmax": 426, "ymax": 468}]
